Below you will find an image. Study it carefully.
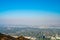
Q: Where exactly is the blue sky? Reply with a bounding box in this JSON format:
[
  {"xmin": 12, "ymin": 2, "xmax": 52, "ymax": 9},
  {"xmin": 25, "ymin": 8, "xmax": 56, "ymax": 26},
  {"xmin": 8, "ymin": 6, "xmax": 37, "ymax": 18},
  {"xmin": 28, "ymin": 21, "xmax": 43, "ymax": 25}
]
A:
[
  {"xmin": 0, "ymin": 0, "xmax": 60, "ymax": 12},
  {"xmin": 0, "ymin": 0, "xmax": 60, "ymax": 26}
]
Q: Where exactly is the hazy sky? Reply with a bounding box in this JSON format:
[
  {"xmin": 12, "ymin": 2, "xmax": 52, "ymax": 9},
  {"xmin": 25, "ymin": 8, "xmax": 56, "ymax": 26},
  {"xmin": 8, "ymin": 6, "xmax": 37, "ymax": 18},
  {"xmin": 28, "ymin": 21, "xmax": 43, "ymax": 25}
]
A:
[{"xmin": 0, "ymin": 0, "xmax": 60, "ymax": 26}]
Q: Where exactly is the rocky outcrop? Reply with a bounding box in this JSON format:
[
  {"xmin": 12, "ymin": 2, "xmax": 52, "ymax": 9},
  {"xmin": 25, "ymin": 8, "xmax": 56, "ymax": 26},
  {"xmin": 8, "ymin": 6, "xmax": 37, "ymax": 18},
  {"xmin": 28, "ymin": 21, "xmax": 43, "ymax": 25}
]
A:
[
  {"xmin": 17, "ymin": 36, "xmax": 30, "ymax": 40},
  {"xmin": 0, "ymin": 33, "xmax": 30, "ymax": 40}
]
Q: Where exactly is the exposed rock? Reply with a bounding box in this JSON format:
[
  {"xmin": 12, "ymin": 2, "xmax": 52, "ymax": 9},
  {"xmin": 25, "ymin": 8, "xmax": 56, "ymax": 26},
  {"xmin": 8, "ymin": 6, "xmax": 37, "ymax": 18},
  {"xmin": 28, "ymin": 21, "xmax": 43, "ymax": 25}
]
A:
[
  {"xmin": 0, "ymin": 33, "xmax": 30, "ymax": 40},
  {"xmin": 17, "ymin": 36, "xmax": 30, "ymax": 40}
]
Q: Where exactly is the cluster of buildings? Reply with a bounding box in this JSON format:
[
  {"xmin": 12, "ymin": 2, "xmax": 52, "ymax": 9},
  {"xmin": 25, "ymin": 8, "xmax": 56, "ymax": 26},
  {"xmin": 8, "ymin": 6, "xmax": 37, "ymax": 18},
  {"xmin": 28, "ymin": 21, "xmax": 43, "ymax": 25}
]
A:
[
  {"xmin": 51, "ymin": 34, "xmax": 60, "ymax": 40},
  {"xmin": 45, "ymin": 34, "xmax": 60, "ymax": 40}
]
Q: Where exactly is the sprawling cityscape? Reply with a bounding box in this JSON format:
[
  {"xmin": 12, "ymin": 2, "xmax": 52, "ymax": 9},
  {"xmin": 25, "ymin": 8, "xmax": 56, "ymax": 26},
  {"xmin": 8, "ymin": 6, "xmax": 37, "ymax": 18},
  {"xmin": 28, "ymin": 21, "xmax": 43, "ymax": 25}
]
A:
[{"xmin": 0, "ymin": 24, "xmax": 60, "ymax": 40}]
